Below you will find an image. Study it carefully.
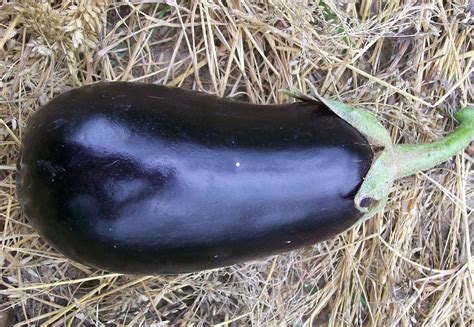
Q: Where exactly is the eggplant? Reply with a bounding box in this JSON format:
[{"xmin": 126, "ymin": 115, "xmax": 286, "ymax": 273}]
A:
[{"xmin": 16, "ymin": 82, "xmax": 474, "ymax": 274}]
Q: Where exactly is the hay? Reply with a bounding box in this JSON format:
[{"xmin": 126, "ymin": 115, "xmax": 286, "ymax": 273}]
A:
[{"xmin": 0, "ymin": 0, "xmax": 472, "ymax": 325}]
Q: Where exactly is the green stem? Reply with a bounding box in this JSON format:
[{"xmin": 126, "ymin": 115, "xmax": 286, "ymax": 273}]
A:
[{"xmin": 393, "ymin": 107, "xmax": 474, "ymax": 179}]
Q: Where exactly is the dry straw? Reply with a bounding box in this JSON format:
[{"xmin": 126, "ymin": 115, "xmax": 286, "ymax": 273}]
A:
[{"xmin": 1, "ymin": 0, "xmax": 473, "ymax": 326}]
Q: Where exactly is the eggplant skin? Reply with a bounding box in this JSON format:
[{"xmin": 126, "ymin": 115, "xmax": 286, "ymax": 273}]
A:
[{"xmin": 16, "ymin": 82, "xmax": 373, "ymax": 274}]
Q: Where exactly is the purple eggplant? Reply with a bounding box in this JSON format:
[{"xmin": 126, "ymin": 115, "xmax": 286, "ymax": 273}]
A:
[{"xmin": 16, "ymin": 82, "xmax": 474, "ymax": 274}]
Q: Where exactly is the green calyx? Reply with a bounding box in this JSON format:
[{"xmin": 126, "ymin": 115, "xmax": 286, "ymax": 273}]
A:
[{"xmin": 282, "ymin": 88, "xmax": 474, "ymax": 220}]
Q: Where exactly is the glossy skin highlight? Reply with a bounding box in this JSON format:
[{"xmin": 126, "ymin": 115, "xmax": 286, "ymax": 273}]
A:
[{"xmin": 17, "ymin": 82, "xmax": 373, "ymax": 274}]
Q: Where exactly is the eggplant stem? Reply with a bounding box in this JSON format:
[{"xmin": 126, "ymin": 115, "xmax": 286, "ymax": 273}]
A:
[
  {"xmin": 356, "ymin": 107, "xmax": 473, "ymax": 217},
  {"xmin": 393, "ymin": 107, "xmax": 474, "ymax": 179}
]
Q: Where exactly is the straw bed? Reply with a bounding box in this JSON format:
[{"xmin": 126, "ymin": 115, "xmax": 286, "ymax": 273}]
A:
[{"xmin": 0, "ymin": 1, "xmax": 473, "ymax": 325}]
